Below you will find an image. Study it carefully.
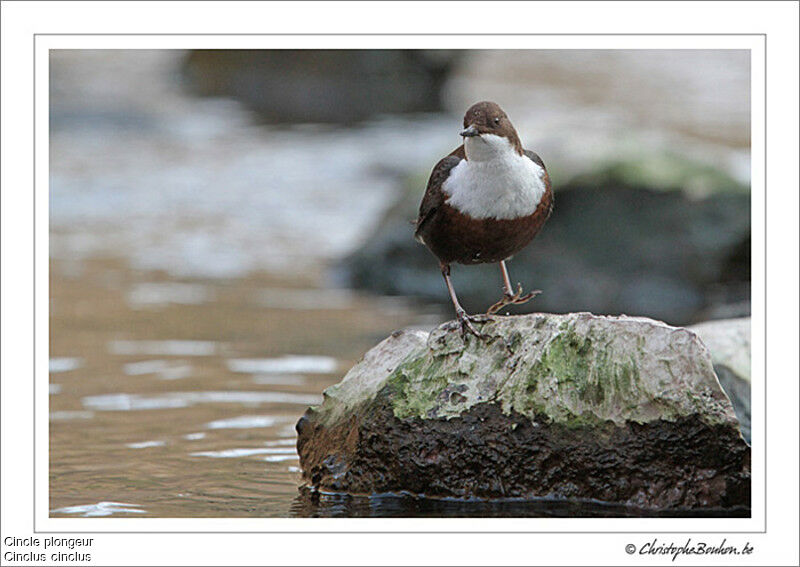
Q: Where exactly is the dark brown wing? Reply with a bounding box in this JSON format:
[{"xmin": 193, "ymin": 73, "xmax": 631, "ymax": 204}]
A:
[
  {"xmin": 524, "ymin": 149, "xmax": 554, "ymax": 217},
  {"xmin": 523, "ymin": 149, "xmax": 545, "ymax": 170},
  {"xmin": 414, "ymin": 145, "xmax": 465, "ymax": 244}
]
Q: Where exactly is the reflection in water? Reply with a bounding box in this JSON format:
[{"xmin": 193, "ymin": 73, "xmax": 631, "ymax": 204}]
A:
[
  {"xmin": 291, "ymin": 489, "xmax": 751, "ymax": 519},
  {"xmin": 254, "ymin": 288, "xmax": 358, "ymax": 310},
  {"xmin": 126, "ymin": 440, "xmax": 167, "ymax": 449},
  {"xmin": 183, "ymin": 433, "xmax": 206, "ymax": 441},
  {"xmin": 264, "ymin": 455, "xmax": 299, "ymax": 463},
  {"xmin": 126, "ymin": 282, "xmax": 213, "ymax": 308},
  {"xmin": 204, "ymin": 415, "xmax": 286, "ymax": 430},
  {"xmin": 82, "ymin": 391, "xmax": 322, "ymax": 411},
  {"xmin": 52, "ymin": 502, "xmax": 147, "ymax": 517},
  {"xmin": 252, "ymin": 374, "xmax": 307, "ymax": 386},
  {"xmin": 190, "ymin": 448, "xmax": 296, "ymax": 459},
  {"xmin": 50, "ymin": 411, "xmax": 94, "ymax": 421},
  {"xmin": 123, "ymin": 359, "xmax": 193, "ymax": 380},
  {"xmin": 108, "ymin": 340, "xmax": 217, "ymax": 356},
  {"xmin": 49, "ymin": 357, "xmax": 83, "ymax": 373},
  {"xmin": 226, "ymin": 356, "xmax": 338, "ymax": 375}
]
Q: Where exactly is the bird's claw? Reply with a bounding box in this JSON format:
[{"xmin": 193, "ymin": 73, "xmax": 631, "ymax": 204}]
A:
[
  {"xmin": 455, "ymin": 309, "xmax": 488, "ymax": 339},
  {"xmin": 486, "ymin": 284, "xmax": 541, "ymax": 315}
]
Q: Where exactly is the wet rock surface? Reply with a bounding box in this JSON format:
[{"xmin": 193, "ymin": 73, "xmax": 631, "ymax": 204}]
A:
[
  {"xmin": 297, "ymin": 313, "xmax": 750, "ymax": 512},
  {"xmin": 338, "ymin": 163, "xmax": 750, "ymax": 326}
]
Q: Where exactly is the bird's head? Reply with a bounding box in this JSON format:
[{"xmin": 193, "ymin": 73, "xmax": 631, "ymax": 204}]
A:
[{"xmin": 460, "ymin": 101, "xmax": 523, "ymax": 161}]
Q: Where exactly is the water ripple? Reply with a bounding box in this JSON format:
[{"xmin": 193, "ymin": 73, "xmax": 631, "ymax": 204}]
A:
[
  {"xmin": 82, "ymin": 391, "xmax": 321, "ymax": 411},
  {"xmin": 51, "ymin": 501, "xmax": 146, "ymax": 517}
]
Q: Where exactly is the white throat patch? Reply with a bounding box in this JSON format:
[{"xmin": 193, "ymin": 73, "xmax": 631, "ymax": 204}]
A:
[{"xmin": 443, "ymin": 134, "xmax": 547, "ymax": 220}]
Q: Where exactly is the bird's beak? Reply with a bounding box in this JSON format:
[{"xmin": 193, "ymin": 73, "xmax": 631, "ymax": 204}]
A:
[{"xmin": 460, "ymin": 124, "xmax": 479, "ymax": 137}]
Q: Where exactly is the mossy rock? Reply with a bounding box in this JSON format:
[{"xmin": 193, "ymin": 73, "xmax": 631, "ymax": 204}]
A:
[{"xmin": 297, "ymin": 313, "xmax": 750, "ymax": 512}]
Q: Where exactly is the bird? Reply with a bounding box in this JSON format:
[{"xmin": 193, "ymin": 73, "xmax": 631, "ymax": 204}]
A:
[{"xmin": 414, "ymin": 101, "xmax": 553, "ymax": 336}]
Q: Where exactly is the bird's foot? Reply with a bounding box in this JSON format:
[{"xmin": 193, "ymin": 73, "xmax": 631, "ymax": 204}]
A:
[
  {"xmin": 486, "ymin": 283, "xmax": 541, "ymax": 315},
  {"xmin": 455, "ymin": 308, "xmax": 489, "ymax": 339}
]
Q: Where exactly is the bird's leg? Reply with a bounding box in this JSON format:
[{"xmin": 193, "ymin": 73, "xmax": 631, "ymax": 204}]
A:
[
  {"xmin": 486, "ymin": 260, "xmax": 541, "ymax": 315},
  {"xmin": 441, "ymin": 263, "xmax": 483, "ymax": 338}
]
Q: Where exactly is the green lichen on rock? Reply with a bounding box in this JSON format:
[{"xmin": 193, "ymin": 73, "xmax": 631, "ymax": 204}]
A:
[
  {"xmin": 386, "ymin": 321, "xmax": 515, "ymax": 420},
  {"xmin": 310, "ymin": 312, "xmax": 742, "ymax": 433},
  {"xmin": 386, "ymin": 354, "xmax": 449, "ymax": 419}
]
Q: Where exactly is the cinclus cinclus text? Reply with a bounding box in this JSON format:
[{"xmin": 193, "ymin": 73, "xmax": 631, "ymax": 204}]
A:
[{"xmin": 414, "ymin": 101, "xmax": 553, "ymax": 336}]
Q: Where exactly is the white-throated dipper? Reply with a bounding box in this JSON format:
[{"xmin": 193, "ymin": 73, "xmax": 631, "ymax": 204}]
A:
[{"xmin": 414, "ymin": 101, "xmax": 553, "ymax": 336}]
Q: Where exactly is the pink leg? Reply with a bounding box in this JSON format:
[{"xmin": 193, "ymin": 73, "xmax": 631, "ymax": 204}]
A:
[
  {"xmin": 486, "ymin": 260, "xmax": 541, "ymax": 315},
  {"xmin": 441, "ymin": 263, "xmax": 483, "ymax": 337}
]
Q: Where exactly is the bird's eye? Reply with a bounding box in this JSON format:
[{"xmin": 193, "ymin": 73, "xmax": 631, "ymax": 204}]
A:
[{"xmin": 493, "ymin": 117, "xmax": 501, "ymax": 125}]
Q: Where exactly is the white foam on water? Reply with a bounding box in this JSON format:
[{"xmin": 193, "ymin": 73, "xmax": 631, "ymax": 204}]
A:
[
  {"xmin": 82, "ymin": 391, "xmax": 321, "ymax": 411},
  {"xmin": 227, "ymin": 356, "xmax": 338, "ymax": 375},
  {"xmin": 127, "ymin": 282, "xmax": 213, "ymax": 308},
  {"xmin": 287, "ymin": 466, "xmax": 301, "ymax": 473},
  {"xmin": 49, "ymin": 384, "xmax": 63, "ymax": 395},
  {"xmin": 126, "ymin": 440, "xmax": 166, "ymax": 449},
  {"xmin": 49, "ymin": 411, "xmax": 94, "ymax": 421},
  {"xmin": 51, "ymin": 501, "xmax": 146, "ymax": 517},
  {"xmin": 49, "ymin": 357, "xmax": 83, "ymax": 373},
  {"xmin": 108, "ymin": 340, "xmax": 216, "ymax": 356}
]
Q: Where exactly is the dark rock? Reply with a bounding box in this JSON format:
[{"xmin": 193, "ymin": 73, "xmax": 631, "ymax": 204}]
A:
[
  {"xmin": 297, "ymin": 313, "xmax": 750, "ymax": 512},
  {"xmin": 182, "ymin": 50, "xmax": 461, "ymax": 124},
  {"xmin": 713, "ymin": 364, "xmax": 751, "ymax": 446}
]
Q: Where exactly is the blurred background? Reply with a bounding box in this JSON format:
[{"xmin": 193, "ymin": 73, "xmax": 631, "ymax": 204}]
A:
[{"xmin": 49, "ymin": 49, "xmax": 750, "ymax": 517}]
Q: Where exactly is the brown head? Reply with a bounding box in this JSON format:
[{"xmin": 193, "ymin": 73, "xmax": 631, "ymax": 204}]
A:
[{"xmin": 460, "ymin": 101, "xmax": 523, "ymax": 157}]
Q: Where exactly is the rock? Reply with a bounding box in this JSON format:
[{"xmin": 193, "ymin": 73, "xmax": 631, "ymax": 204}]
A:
[
  {"xmin": 689, "ymin": 318, "xmax": 751, "ymax": 443},
  {"xmin": 297, "ymin": 313, "xmax": 750, "ymax": 512},
  {"xmin": 182, "ymin": 50, "xmax": 461, "ymax": 124},
  {"xmin": 336, "ymin": 159, "xmax": 751, "ymax": 326},
  {"xmin": 688, "ymin": 318, "xmax": 751, "ymax": 383}
]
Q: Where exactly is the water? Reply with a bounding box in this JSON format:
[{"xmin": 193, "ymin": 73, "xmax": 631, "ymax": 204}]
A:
[
  {"xmin": 290, "ymin": 490, "xmax": 750, "ymax": 518},
  {"xmin": 49, "ymin": 257, "xmax": 434, "ymax": 517},
  {"xmin": 49, "ymin": 50, "xmax": 749, "ymax": 518}
]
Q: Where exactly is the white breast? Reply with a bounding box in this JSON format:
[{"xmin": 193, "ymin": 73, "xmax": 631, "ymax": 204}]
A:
[{"xmin": 442, "ymin": 134, "xmax": 547, "ymax": 220}]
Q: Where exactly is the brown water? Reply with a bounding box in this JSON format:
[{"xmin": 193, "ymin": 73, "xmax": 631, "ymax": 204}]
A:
[{"xmin": 49, "ymin": 257, "xmax": 439, "ymax": 517}]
